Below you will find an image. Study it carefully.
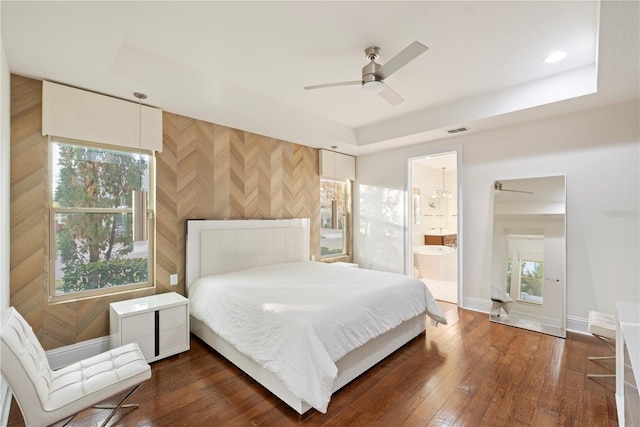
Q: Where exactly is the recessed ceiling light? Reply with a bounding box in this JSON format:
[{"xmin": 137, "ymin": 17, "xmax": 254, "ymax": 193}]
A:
[{"xmin": 544, "ymin": 51, "xmax": 567, "ymax": 63}]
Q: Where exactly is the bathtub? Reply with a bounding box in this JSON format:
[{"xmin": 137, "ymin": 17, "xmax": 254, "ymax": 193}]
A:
[{"xmin": 413, "ymin": 245, "xmax": 457, "ymax": 282}]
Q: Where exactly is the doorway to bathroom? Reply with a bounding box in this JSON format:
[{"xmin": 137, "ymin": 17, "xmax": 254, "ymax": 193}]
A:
[{"xmin": 407, "ymin": 149, "xmax": 460, "ymax": 305}]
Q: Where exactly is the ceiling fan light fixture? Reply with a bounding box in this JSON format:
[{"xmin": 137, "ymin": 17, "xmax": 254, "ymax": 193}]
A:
[{"xmin": 362, "ymin": 80, "xmax": 384, "ymax": 93}]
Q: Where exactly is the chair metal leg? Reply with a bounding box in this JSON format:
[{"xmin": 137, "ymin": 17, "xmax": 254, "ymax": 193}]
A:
[
  {"xmin": 97, "ymin": 384, "xmax": 144, "ymax": 427},
  {"xmin": 60, "ymin": 414, "xmax": 76, "ymax": 427},
  {"xmin": 594, "ymin": 334, "xmax": 615, "ymax": 351},
  {"xmin": 587, "ymin": 331, "xmax": 616, "ymax": 381},
  {"xmin": 587, "ymin": 373, "xmax": 616, "ymax": 379},
  {"xmin": 60, "ymin": 384, "xmax": 143, "ymax": 427},
  {"xmin": 93, "ymin": 403, "xmax": 139, "ymax": 410},
  {"xmin": 588, "ymin": 355, "xmax": 615, "ymax": 361},
  {"xmin": 587, "ymin": 355, "xmax": 616, "ymax": 379}
]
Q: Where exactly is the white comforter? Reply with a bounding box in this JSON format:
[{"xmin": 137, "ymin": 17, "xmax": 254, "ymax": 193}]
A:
[{"xmin": 189, "ymin": 261, "xmax": 446, "ymax": 413}]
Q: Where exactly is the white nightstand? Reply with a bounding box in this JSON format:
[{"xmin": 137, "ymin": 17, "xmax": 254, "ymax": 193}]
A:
[{"xmin": 110, "ymin": 292, "xmax": 190, "ymax": 363}]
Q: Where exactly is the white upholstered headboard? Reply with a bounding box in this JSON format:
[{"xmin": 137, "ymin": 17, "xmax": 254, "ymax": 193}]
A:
[{"xmin": 185, "ymin": 218, "xmax": 311, "ymax": 293}]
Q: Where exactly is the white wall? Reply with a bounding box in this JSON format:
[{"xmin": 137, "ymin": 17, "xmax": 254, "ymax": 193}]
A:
[
  {"xmin": 355, "ymin": 101, "xmax": 639, "ymax": 325},
  {"xmin": 356, "ymin": 149, "xmax": 408, "ymax": 272},
  {"xmin": 1, "ymin": 20, "xmax": 10, "ymax": 312},
  {"xmin": 0, "ymin": 25, "xmax": 11, "ymax": 427}
]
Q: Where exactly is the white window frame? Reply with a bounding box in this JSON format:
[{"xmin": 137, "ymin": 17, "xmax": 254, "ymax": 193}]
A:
[
  {"xmin": 48, "ymin": 137, "xmax": 155, "ymax": 302},
  {"xmin": 509, "ymin": 250, "xmax": 544, "ymax": 305},
  {"xmin": 320, "ymin": 177, "xmax": 351, "ymax": 259}
]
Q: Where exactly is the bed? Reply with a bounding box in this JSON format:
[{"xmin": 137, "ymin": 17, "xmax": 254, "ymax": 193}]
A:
[{"xmin": 186, "ymin": 218, "xmax": 446, "ymax": 415}]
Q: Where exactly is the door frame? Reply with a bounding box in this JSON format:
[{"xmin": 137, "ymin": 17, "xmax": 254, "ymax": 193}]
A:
[{"xmin": 405, "ymin": 145, "xmax": 463, "ymax": 306}]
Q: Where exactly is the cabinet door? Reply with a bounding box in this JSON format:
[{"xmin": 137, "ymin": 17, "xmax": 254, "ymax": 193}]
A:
[
  {"xmin": 158, "ymin": 305, "xmax": 188, "ymax": 356},
  {"xmin": 160, "ymin": 325, "xmax": 188, "ymax": 354},
  {"xmin": 425, "ymin": 235, "xmax": 444, "ymax": 245},
  {"xmin": 121, "ymin": 312, "xmax": 155, "ymax": 360}
]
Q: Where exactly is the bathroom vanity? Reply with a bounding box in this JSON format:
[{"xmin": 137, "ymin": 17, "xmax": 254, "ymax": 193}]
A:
[{"xmin": 424, "ymin": 233, "xmax": 457, "ymax": 246}]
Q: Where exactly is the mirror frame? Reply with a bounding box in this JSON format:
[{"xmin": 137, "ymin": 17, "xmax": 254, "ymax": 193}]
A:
[{"xmin": 489, "ymin": 175, "xmax": 566, "ymax": 338}]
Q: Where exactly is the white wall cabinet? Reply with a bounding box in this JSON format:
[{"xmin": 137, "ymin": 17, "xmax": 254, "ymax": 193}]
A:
[{"xmin": 110, "ymin": 292, "xmax": 189, "ymax": 362}]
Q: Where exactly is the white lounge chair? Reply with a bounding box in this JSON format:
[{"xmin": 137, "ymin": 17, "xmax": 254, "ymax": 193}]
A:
[
  {"xmin": 1, "ymin": 307, "xmax": 151, "ymax": 426},
  {"xmin": 490, "ymin": 284, "xmax": 513, "ymax": 317}
]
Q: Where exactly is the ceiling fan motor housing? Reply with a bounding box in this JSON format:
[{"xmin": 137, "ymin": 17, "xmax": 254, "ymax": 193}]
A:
[
  {"xmin": 362, "ymin": 46, "xmax": 383, "ymax": 86},
  {"xmin": 365, "ymin": 46, "xmax": 381, "ymax": 61}
]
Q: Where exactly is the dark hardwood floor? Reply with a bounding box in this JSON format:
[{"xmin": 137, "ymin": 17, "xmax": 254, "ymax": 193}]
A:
[{"xmin": 8, "ymin": 304, "xmax": 618, "ymax": 426}]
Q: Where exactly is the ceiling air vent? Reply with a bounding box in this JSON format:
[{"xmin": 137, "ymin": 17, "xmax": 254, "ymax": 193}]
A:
[{"xmin": 447, "ymin": 126, "xmax": 470, "ymax": 134}]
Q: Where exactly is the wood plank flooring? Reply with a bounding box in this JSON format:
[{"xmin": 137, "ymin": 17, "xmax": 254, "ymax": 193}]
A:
[{"xmin": 8, "ymin": 304, "xmax": 618, "ymax": 426}]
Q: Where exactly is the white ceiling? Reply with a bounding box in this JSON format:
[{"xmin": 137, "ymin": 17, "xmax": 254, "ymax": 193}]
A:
[{"xmin": 2, "ymin": 1, "xmax": 638, "ymax": 156}]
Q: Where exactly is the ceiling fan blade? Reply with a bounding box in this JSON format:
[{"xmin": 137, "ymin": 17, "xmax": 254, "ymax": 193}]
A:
[
  {"xmin": 494, "ymin": 181, "xmax": 533, "ymax": 194},
  {"xmin": 500, "ymin": 189, "xmax": 534, "ymax": 194},
  {"xmin": 304, "ymin": 81, "xmax": 361, "ymax": 90},
  {"xmin": 376, "ymin": 41, "xmax": 428, "ymax": 80},
  {"xmin": 379, "ymin": 84, "xmax": 404, "ymax": 106}
]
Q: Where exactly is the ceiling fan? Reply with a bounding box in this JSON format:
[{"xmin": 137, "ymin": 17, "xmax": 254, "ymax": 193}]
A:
[
  {"xmin": 494, "ymin": 181, "xmax": 534, "ymax": 194},
  {"xmin": 304, "ymin": 41, "xmax": 429, "ymax": 106}
]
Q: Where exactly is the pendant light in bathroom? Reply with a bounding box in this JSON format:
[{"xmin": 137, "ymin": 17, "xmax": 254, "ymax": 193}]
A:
[
  {"xmin": 132, "ymin": 92, "xmax": 148, "ymax": 242},
  {"xmin": 433, "ymin": 167, "xmax": 452, "ymax": 199},
  {"xmin": 431, "ymin": 167, "xmax": 453, "ymax": 199}
]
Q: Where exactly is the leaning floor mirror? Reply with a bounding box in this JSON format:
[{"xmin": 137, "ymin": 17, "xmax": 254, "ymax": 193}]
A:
[{"xmin": 490, "ymin": 175, "xmax": 566, "ymax": 338}]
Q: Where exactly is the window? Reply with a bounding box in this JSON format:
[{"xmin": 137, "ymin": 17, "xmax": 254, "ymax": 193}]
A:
[
  {"xmin": 506, "ymin": 256, "xmax": 544, "ymax": 304},
  {"xmin": 50, "ymin": 139, "xmax": 154, "ymax": 301},
  {"xmin": 320, "ymin": 177, "xmax": 349, "ymax": 257},
  {"xmin": 518, "ymin": 260, "xmax": 544, "ymax": 304}
]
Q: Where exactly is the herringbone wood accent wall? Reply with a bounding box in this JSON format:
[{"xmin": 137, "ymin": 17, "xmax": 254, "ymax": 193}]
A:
[
  {"xmin": 10, "ymin": 75, "xmax": 47, "ymax": 343},
  {"xmin": 157, "ymin": 112, "xmax": 321, "ymax": 297},
  {"xmin": 10, "ymin": 75, "xmax": 320, "ymax": 348}
]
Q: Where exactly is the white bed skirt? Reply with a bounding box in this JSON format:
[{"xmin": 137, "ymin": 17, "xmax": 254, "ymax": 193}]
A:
[{"xmin": 190, "ymin": 313, "xmax": 426, "ymax": 415}]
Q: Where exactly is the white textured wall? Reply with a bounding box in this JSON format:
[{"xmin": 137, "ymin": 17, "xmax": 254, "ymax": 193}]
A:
[
  {"xmin": 355, "ymin": 101, "xmax": 640, "ymax": 325},
  {"xmin": 0, "ymin": 24, "xmax": 12, "ymax": 427},
  {"xmin": 1, "ymin": 22, "xmax": 10, "ymax": 311},
  {"xmin": 356, "ymin": 149, "xmax": 407, "ymax": 272}
]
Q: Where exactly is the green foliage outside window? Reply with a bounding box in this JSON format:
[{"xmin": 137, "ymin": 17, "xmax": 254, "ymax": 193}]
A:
[
  {"xmin": 53, "ymin": 142, "xmax": 150, "ymax": 296},
  {"xmin": 520, "ymin": 260, "xmax": 544, "ymax": 301},
  {"xmin": 320, "ymin": 178, "xmax": 347, "ymax": 257},
  {"xmin": 61, "ymin": 258, "xmax": 148, "ymax": 294}
]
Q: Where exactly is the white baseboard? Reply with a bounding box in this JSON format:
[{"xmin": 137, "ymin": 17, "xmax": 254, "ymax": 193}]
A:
[
  {"xmin": 566, "ymin": 314, "xmax": 589, "ymax": 335},
  {"xmin": 460, "ymin": 297, "xmax": 589, "ymax": 336},
  {"xmin": 46, "ymin": 336, "xmax": 111, "ymax": 370},
  {"xmin": 541, "ymin": 315, "xmax": 562, "ymax": 330},
  {"xmin": 462, "ymin": 296, "xmax": 490, "ymax": 313}
]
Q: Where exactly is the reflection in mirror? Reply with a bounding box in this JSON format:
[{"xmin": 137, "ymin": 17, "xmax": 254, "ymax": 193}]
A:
[{"xmin": 490, "ymin": 175, "xmax": 566, "ymax": 337}]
